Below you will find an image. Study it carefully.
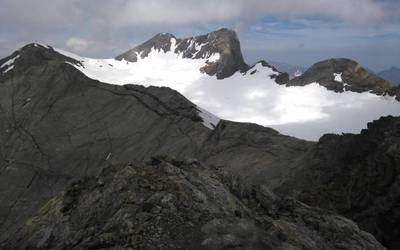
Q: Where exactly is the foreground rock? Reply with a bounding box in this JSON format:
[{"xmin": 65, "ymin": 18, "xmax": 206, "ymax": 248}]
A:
[{"xmin": 4, "ymin": 157, "xmax": 384, "ymax": 250}]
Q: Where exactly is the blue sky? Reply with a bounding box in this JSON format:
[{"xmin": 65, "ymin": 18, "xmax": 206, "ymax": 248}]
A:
[{"xmin": 0, "ymin": 0, "xmax": 399, "ymax": 72}]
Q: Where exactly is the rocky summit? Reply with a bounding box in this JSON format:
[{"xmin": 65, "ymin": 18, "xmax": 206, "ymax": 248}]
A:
[
  {"xmin": 0, "ymin": 28, "xmax": 400, "ymax": 250},
  {"xmin": 288, "ymin": 58, "xmax": 400, "ymax": 99},
  {"xmin": 116, "ymin": 28, "xmax": 249, "ymax": 79}
]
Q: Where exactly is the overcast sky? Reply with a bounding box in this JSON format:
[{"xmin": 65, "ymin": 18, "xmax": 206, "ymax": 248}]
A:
[{"xmin": 1, "ymin": 0, "xmax": 399, "ymax": 71}]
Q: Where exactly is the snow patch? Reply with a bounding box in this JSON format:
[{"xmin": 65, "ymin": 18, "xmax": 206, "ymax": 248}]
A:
[
  {"xmin": 170, "ymin": 38, "xmax": 177, "ymax": 52},
  {"xmin": 33, "ymin": 43, "xmax": 50, "ymax": 49},
  {"xmin": 1, "ymin": 54, "xmax": 20, "ymax": 74},
  {"xmin": 193, "ymin": 42, "xmax": 205, "ymax": 57},
  {"xmin": 334, "ymin": 72, "xmax": 343, "ymax": 82},
  {"xmin": 3, "ymin": 65, "xmax": 14, "ymax": 73},
  {"xmin": 207, "ymin": 53, "xmax": 220, "ymax": 63},
  {"xmin": 197, "ymin": 106, "xmax": 220, "ymax": 129},
  {"xmin": 1, "ymin": 55, "xmax": 20, "ymax": 69}
]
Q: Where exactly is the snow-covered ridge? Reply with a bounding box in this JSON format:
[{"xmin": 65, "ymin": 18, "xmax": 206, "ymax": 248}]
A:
[{"xmin": 52, "ymin": 46, "xmax": 400, "ymax": 141}]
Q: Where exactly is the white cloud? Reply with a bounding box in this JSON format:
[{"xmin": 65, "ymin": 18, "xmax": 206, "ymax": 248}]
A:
[
  {"xmin": 64, "ymin": 37, "xmax": 118, "ymax": 57},
  {"xmin": 110, "ymin": 0, "xmax": 387, "ymax": 27},
  {"xmin": 0, "ymin": 0, "xmax": 399, "ymax": 64},
  {"xmin": 66, "ymin": 37, "xmax": 89, "ymax": 54},
  {"xmin": 0, "ymin": 0, "xmax": 391, "ymax": 32}
]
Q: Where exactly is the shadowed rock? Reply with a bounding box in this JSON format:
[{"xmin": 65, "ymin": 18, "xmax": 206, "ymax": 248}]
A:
[
  {"xmin": 279, "ymin": 115, "xmax": 400, "ymax": 249},
  {"xmin": 3, "ymin": 157, "xmax": 384, "ymax": 250}
]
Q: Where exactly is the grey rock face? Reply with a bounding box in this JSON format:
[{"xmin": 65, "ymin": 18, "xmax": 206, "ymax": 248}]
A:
[
  {"xmin": 116, "ymin": 28, "xmax": 250, "ymax": 79},
  {"xmin": 279, "ymin": 116, "xmax": 400, "ymax": 249},
  {"xmin": 3, "ymin": 157, "xmax": 384, "ymax": 250},
  {"xmin": 289, "ymin": 58, "xmax": 398, "ymax": 98}
]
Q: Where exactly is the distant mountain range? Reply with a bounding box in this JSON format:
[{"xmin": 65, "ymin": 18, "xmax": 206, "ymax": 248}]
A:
[{"xmin": 378, "ymin": 67, "xmax": 400, "ymax": 86}]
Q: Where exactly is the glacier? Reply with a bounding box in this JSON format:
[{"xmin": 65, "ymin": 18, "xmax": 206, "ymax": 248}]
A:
[{"xmin": 54, "ymin": 44, "xmax": 400, "ymax": 141}]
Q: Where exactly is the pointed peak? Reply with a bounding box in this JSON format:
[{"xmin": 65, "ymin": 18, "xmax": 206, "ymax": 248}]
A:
[{"xmin": 0, "ymin": 42, "xmax": 79, "ymax": 77}]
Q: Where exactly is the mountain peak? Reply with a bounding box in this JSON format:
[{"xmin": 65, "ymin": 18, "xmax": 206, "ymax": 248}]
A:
[
  {"xmin": 116, "ymin": 28, "xmax": 248, "ymax": 79},
  {"xmin": 0, "ymin": 43, "xmax": 77, "ymax": 78},
  {"xmin": 289, "ymin": 57, "xmax": 393, "ymax": 94}
]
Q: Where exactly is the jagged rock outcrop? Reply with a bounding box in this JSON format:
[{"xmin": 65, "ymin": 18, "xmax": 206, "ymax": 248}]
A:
[
  {"xmin": 279, "ymin": 116, "xmax": 400, "ymax": 249},
  {"xmin": 3, "ymin": 157, "xmax": 384, "ymax": 250},
  {"xmin": 0, "ymin": 43, "xmax": 311, "ymax": 243},
  {"xmin": 116, "ymin": 28, "xmax": 249, "ymax": 79},
  {"xmin": 288, "ymin": 58, "xmax": 398, "ymax": 98}
]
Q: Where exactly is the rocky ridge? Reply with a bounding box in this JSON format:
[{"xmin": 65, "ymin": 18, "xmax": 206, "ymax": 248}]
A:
[
  {"xmin": 3, "ymin": 157, "xmax": 384, "ymax": 250},
  {"xmin": 278, "ymin": 115, "xmax": 400, "ymax": 249},
  {"xmin": 288, "ymin": 58, "xmax": 399, "ymax": 99}
]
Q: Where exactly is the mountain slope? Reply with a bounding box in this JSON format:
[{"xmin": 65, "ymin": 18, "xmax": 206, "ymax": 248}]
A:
[
  {"xmin": 0, "ymin": 43, "xmax": 311, "ymax": 243},
  {"xmin": 378, "ymin": 67, "xmax": 400, "ymax": 86}
]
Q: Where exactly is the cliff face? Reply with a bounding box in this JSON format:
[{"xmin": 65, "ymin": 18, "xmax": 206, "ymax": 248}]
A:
[
  {"xmin": 279, "ymin": 116, "xmax": 400, "ymax": 248},
  {"xmin": 4, "ymin": 157, "xmax": 384, "ymax": 250}
]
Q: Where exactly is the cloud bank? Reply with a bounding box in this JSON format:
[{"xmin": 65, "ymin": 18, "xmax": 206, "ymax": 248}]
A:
[{"xmin": 0, "ymin": 0, "xmax": 399, "ymax": 69}]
